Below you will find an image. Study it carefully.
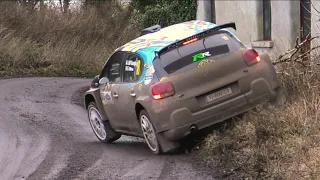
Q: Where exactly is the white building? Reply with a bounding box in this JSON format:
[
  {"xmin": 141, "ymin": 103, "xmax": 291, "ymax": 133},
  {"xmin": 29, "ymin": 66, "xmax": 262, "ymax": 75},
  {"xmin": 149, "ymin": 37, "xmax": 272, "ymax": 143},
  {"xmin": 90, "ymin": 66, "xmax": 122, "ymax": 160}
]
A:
[{"xmin": 197, "ymin": 0, "xmax": 320, "ymax": 60}]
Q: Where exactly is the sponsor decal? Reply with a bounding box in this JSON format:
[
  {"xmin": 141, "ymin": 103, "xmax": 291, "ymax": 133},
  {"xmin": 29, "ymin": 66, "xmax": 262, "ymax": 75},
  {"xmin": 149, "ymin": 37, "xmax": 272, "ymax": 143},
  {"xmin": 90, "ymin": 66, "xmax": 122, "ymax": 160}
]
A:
[
  {"xmin": 135, "ymin": 60, "xmax": 141, "ymax": 75},
  {"xmin": 146, "ymin": 65, "xmax": 155, "ymax": 75},
  {"xmin": 144, "ymin": 64, "xmax": 151, "ymax": 69},
  {"xmin": 118, "ymin": 20, "xmax": 216, "ymax": 52},
  {"xmin": 104, "ymin": 91, "xmax": 112, "ymax": 100},
  {"xmin": 193, "ymin": 51, "xmax": 211, "ymax": 62},
  {"xmin": 222, "ymin": 35, "xmax": 229, "ymax": 41},
  {"xmin": 198, "ymin": 59, "xmax": 216, "ymax": 67},
  {"xmin": 101, "ymin": 91, "xmax": 113, "ymax": 105},
  {"xmin": 144, "ymin": 76, "xmax": 153, "ymax": 85},
  {"xmin": 101, "ymin": 83, "xmax": 115, "ymax": 105},
  {"xmin": 105, "ymin": 83, "xmax": 114, "ymax": 91},
  {"xmin": 125, "ymin": 66, "xmax": 134, "ymax": 71},
  {"xmin": 121, "ymin": 38, "xmax": 174, "ymax": 52},
  {"xmin": 144, "ymin": 65, "xmax": 155, "ymax": 85},
  {"xmin": 160, "ymin": 77, "xmax": 168, "ymax": 81},
  {"xmin": 138, "ymin": 83, "xmax": 143, "ymax": 91},
  {"xmin": 125, "ymin": 60, "xmax": 136, "ymax": 72},
  {"xmin": 126, "ymin": 60, "xmax": 137, "ymax": 66}
]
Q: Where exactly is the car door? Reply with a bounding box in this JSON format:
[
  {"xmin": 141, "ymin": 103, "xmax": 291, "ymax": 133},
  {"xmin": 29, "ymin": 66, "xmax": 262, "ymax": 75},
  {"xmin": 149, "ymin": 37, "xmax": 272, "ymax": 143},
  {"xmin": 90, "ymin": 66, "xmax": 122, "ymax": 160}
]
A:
[
  {"xmin": 116, "ymin": 53, "xmax": 145, "ymax": 133},
  {"xmin": 99, "ymin": 52, "xmax": 125, "ymax": 130}
]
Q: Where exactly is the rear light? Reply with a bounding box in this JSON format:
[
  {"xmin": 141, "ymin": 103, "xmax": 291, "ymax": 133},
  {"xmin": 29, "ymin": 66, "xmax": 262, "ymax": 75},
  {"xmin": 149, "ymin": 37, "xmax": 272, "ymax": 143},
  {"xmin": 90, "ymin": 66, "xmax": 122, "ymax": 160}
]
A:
[
  {"xmin": 243, "ymin": 48, "xmax": 261, "ymax": 66},
  {"xmin": 183, "ymin": 37, "xmax": 198, "ymax": 46},
  {"xmin": 150, "ymin": 81, "xmax": 175, "ymax": 100}
]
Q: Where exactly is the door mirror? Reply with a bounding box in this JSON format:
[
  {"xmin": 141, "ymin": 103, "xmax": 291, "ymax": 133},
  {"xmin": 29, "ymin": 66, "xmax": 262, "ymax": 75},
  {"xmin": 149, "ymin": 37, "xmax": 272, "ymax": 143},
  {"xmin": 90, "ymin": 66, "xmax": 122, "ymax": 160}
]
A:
[{"xmin": 99, "ymin": 77, "xmax": 109, "ymax": 85}]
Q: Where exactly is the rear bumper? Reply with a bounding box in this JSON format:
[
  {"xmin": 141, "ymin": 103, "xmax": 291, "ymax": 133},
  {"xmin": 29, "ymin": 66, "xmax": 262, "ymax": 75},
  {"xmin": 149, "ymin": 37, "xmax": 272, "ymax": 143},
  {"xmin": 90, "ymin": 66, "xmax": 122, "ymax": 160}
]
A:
[
  {"xmin": 161, "ymin": 77, "xmax": 279, "ymax": 141},
  {"xmin": 146, "ymin": 53, "xmax": 282, "ymax": 142}
]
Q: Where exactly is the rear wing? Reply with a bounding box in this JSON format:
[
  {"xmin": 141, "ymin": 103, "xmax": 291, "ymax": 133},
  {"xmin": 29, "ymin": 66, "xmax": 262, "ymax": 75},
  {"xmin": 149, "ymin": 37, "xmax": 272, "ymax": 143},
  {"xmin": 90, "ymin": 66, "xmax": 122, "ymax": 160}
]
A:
[{"xmin": 157, "ymin": 22, "xmax": 236, "ymax": 56}]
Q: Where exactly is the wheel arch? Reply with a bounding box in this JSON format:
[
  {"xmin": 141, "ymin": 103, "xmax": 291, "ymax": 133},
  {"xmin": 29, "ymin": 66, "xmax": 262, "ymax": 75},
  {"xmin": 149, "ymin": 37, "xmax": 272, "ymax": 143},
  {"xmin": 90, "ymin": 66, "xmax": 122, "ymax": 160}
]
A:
[
  {"xmin": 135, "ymin": 102, "xmax": 160, "ymax": 133},
  {"xmin": 135, "ymin": 103, "xmax": 145, "ymax": 121},
  {"xmin": 85, "ymin": 94, "xmax": 95, "ymax": 109},
  {"xmin": 84, "ymin": 91, "xmax": 109, "ymax": 121},
  {"xmin": 134, "ymin": 102, "xmax": 179, "ymax": 154}
]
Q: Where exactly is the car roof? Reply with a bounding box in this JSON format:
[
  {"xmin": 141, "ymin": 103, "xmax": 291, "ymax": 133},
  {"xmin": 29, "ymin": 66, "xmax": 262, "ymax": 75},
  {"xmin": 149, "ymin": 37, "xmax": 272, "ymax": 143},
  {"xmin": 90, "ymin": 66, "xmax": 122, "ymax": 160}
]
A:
[{"xmin": 116, "ymin": 20, "xmax": 217, "ymax": 54}]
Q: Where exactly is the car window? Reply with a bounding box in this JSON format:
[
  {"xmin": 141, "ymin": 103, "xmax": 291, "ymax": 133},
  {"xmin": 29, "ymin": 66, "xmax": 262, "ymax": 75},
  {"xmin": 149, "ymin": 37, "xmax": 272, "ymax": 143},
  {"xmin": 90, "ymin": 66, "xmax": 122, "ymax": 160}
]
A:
[
  {"xmin": 123, "ymin": 54, "xmax": 144, "ymax": 83},
  {"xmin": 100, "ymin": 52, "xmax": 124, "ymax": 83},
  {"xmin": 158, "ymin": 30, "xmax": 245, "ymax": 74}
]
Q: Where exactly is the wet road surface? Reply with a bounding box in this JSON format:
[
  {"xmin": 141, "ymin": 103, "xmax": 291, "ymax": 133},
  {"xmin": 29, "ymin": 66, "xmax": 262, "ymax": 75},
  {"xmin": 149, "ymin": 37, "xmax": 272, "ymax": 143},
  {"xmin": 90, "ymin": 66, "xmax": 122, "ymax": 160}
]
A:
[{"xmin": 0, "ymin": 78, "xmax": 215, "ymax": 180}]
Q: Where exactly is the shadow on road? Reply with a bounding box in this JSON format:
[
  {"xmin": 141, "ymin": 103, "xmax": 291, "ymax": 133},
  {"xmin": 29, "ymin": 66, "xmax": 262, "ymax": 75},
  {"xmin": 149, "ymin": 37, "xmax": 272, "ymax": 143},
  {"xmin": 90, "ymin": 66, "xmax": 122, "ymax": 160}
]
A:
[
  {"xmin": 74, "ymin": 85, "xmax": 243, "ymax": 156},
  {"xmin": 79, "ymin": 118, "xmax": 242, "ymax": 157}
]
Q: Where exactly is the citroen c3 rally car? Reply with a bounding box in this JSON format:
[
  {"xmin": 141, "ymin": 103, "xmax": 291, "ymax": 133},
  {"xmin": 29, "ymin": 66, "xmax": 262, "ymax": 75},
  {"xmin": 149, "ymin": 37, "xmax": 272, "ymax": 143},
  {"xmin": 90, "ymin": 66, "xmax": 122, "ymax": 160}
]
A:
[{"xmin": 84, "ymin": 20, "xmax": 284, "ymax": 154}]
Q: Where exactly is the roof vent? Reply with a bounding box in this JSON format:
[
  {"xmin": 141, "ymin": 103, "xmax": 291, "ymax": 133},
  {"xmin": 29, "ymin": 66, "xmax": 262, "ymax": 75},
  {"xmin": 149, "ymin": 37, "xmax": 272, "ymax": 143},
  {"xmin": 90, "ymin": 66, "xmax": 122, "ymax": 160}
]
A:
[{"xmin": 140, "ymin": 25, "xmax": 161, "ymax": 36}]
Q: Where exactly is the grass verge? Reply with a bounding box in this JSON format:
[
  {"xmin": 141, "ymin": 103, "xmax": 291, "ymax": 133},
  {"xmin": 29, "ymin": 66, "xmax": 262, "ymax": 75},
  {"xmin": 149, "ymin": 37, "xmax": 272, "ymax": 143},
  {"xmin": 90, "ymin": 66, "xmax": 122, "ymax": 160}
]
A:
[
  {"xmin": 200, "ymin": 51, "xmax": 320, "ymax": 179},
  {"xmin": 0, "ymin": 1, "xmax": 140, "ymax": 77}
]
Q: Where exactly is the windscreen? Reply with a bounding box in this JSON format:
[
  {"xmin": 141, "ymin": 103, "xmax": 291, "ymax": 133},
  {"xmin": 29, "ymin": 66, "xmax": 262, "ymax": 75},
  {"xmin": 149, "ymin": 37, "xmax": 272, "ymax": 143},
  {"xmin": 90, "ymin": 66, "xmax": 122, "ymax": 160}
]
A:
[{"xmin": 158, "ymin": 31, "xmax": 245, "ymax": 75}]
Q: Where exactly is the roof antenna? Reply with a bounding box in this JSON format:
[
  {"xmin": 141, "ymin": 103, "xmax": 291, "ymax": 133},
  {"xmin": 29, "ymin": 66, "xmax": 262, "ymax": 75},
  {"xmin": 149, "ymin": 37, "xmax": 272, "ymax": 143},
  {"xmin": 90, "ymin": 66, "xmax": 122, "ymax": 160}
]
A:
[{"xmin": 141, "ymin": 25, "xmax": 161, "ymax": 36}]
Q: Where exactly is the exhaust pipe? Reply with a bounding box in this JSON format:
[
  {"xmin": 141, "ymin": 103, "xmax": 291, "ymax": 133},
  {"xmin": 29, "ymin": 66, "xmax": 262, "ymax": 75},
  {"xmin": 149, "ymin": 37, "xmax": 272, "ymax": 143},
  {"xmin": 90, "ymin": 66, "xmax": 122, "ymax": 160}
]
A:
[{"xmin": 190, "ymin": 125, "xmax": 197, "ymax": 133}]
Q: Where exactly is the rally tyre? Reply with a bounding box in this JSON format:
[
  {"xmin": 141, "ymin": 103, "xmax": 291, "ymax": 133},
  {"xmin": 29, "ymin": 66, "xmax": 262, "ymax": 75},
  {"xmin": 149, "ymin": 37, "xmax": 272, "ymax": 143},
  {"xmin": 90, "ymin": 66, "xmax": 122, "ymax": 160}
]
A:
[
  {"xmin": 87, "ymin": 102, "xmax": 121, "ymax": 143},
  {"xmin": 139, "ymin": 110, "xmax": 161, "ymax": 154}
]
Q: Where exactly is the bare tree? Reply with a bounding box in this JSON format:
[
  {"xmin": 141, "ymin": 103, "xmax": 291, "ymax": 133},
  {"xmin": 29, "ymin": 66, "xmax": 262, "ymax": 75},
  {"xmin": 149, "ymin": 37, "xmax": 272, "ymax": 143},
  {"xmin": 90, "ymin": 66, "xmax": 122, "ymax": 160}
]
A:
[{"xmin": 63, "ymin": 0, "xmax": 70, "ymax": 13}]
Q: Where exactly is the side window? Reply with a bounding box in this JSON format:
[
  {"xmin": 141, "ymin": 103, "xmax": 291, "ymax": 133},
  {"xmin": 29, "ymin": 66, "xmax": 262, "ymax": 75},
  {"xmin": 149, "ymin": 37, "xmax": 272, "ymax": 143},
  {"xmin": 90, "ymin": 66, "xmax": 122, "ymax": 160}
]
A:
[
  {"xmin": 300, "ymin": 0, "xmax": 311, "ymax": 40},
  {"xmin": 100, "ymin": 52, "xmax": 123, "ymax": 83},
  {"xmin": 123, "ymin": 54, "xmax": 144, "ymax": 83},
  {"xmin": 263, "ymin": 0, "xmax": 271, "ymax": 40}
]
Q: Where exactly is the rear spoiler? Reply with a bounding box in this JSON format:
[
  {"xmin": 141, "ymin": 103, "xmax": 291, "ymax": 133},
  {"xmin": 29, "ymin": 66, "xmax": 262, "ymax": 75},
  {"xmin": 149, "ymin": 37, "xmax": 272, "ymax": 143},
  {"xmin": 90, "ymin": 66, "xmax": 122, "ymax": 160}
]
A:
[{"xmin": 157, "ymin": 22, "xmax": 236, "ymax": 56}]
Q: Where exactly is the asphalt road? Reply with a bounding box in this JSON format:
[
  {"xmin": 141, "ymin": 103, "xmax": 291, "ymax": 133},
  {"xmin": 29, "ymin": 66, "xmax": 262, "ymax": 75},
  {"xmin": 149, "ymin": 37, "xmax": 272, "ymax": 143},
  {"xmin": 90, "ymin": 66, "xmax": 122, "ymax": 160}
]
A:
[{"xmin": 0, "ymin": 77, "xmax": 215, "ymax": 180}]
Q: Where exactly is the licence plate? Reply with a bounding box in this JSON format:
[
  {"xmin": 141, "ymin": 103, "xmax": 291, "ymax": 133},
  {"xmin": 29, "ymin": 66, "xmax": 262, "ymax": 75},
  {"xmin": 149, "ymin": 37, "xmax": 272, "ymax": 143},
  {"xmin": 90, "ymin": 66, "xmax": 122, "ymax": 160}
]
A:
[{"xmin": 206, "ymin": 87, "xmax": 232, "ymax": 102}]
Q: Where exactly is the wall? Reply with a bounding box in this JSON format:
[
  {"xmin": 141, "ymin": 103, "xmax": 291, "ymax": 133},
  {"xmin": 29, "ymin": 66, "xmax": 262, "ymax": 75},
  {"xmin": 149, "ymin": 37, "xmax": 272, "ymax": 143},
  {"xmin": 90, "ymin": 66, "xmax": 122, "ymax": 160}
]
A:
[
  {"xmin": 256, "ymin": 0, "xmax": 300, "ymax": 60},
  {"xmin": 214, "ymin": 0, "xmax": 259, "ymax": 47},
  {"xmin": 311, "ymin": 0, "xmax": 320, "ymax": 58},
  {"xmin": 196, "ymin": 0, "xmax": 212, "ymax": 22},
  {"xmin": 196, "ymin": 0, "xmax": 301, "ymax": 60}
]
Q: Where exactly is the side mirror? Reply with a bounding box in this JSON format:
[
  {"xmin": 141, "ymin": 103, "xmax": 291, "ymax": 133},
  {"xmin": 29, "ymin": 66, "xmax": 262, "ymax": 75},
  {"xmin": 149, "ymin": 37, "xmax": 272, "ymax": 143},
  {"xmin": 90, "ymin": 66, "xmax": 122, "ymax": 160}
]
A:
[
  {"xmin": 99, "ymin": 77, "xmax": 109, "ymax": 85},
  {"xmin": 91, "ymin": 75, "xmax": 100, "ymax": 88}
]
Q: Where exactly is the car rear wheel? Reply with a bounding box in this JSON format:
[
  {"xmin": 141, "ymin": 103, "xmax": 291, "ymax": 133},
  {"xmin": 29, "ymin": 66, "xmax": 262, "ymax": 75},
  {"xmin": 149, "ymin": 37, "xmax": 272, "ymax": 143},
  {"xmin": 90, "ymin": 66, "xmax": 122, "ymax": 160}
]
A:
[
  {"xmin": 139, "ymin": 110, "xmax": 161, "ymax": 154},
  {"xmin": 88, "ymin": 102, "xmax": 121, "ymax": 143}
]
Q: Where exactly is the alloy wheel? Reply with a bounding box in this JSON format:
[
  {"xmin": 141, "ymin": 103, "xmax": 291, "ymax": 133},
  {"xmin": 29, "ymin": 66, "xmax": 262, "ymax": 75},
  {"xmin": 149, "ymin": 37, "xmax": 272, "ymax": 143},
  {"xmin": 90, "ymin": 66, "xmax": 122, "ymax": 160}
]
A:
[
  {"xmin": 140, "ymin": 115, "xmax": 159, "ymax": 152},
  {"xmin": 88, "ymin": 106, "xmax": 107, "ymax": 140}
]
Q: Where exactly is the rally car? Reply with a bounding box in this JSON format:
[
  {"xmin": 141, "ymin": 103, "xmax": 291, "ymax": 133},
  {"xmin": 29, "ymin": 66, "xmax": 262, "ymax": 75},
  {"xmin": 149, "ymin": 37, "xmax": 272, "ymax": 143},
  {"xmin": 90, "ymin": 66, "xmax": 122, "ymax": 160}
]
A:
[{"xmin": 84, "ymin": 20, "xmax": 284, "ymax": 154}]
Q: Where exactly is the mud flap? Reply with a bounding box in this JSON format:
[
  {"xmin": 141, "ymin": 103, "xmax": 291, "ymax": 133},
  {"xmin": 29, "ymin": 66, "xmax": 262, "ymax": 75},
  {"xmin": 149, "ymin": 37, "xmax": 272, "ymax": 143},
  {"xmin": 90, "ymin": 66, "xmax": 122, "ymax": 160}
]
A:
[
  {"xmin": 103, "ymin": 120, "xmax": 121, "ymax": 141},
  {"xmin": 271, "ymin": 87, "xmax": 286, "ymax": 107},
  {"xmin": 157, "ymin": 133, "xmax": 180, "ymax": 153}
]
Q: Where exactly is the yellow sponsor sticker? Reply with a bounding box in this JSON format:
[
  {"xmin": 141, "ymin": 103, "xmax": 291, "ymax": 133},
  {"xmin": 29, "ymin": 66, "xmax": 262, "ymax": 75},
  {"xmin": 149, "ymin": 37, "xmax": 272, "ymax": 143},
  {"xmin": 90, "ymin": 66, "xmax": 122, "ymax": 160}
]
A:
[
  {"xmin": 222, "ymin": 35, "xmax": 229, "ymax": 41},
  {"xmin": 198, "ymin": 59, "xmax": 216, "ymax": 67},
  {"xmin": 160, "ymin": 77, "xmax": 168, "ymax": 81},
  {"xmin": 136, "ymin": 60, "xmax": 141, "ymax": 76}
]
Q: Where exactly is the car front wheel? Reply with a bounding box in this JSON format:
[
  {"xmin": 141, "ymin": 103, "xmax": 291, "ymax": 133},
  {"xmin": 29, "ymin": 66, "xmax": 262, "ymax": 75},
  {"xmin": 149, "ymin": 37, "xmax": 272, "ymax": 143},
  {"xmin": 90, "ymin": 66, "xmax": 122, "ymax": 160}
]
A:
[
  {"xmin": 87, "ymin": 102, "xmax": 120, "ymax": 143},
  {"xmin": 139, "ymin": 110, "xmax": 161, "ymax": 154}
]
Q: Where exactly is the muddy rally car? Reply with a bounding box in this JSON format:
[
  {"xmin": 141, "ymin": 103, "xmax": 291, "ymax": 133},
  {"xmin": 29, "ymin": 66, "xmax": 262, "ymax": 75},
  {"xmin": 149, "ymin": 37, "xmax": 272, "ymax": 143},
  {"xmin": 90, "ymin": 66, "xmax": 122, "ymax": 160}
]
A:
[{"xmin": 84, "ymin": 20, "xmax": 284, "ymax": 154}]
